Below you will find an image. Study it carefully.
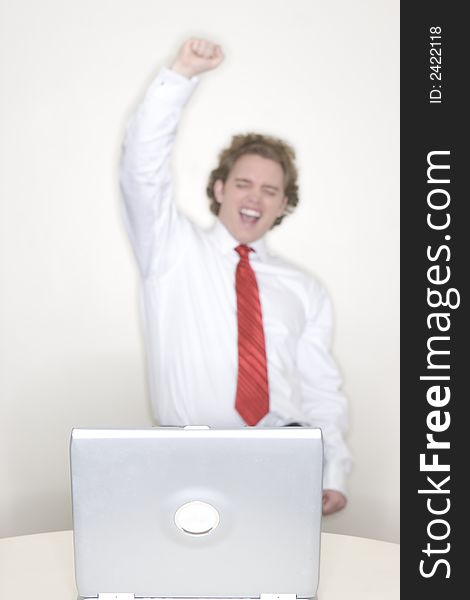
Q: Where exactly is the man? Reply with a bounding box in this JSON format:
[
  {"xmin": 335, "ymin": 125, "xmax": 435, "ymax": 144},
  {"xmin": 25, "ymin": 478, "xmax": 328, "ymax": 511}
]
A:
[{"xmin": 120, "ymin": 38, "xmax": 352, "ymax": 515}]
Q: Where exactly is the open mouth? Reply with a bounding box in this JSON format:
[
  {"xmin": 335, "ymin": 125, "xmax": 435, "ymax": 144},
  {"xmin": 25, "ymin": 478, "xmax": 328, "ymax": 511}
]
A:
[{"xmin": 239, "ymin": 207, "xmax": 261, "ymax": 224}]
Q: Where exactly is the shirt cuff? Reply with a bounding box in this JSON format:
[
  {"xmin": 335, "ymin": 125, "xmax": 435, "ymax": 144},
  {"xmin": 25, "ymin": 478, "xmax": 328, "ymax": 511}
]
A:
[
  {"xmin": 322, "ymin": 460, "xmax": 349, "ymax": 497},
  {"xmin": 145, "ymin": 66, "xmax": 199, "ymax": 107}
]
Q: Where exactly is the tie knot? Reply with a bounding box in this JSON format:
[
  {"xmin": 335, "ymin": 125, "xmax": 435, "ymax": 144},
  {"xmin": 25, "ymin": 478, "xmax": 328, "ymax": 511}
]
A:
[{"xmin": 235, "ymin": 244, "xmax": 253, "ymax": 260}]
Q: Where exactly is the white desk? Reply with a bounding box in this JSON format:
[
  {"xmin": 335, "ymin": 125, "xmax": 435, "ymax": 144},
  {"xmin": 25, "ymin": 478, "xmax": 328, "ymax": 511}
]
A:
[{"xmin": 0, "ymin": 530, "xmax": 399, "ymax": 599}]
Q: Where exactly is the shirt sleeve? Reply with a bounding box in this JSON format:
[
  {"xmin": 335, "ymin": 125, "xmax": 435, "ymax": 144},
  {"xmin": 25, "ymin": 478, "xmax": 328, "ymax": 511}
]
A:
[
  {"xmin": 296, "ymin": 280, "xmax": 353, "ymax": 496},
  {"xmin": 119, "ymin": 67, "xmax": 199, "ymax": 279}
]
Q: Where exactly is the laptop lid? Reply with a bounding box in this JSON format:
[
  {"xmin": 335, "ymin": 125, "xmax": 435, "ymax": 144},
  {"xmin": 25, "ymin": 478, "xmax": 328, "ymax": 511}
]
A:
[{"xmin": 70, "ymin": 426, "xmax": 323, "ymax": 600}]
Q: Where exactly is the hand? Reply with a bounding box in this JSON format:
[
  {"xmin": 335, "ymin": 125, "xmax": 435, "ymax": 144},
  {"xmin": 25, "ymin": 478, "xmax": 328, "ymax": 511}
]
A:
[
  {"xmin": 322, "ymin": 489, "xmax": 347, "ymax": 515},
  {"xmin": 171, "ymin": 38, "xmax": 224, "ymax": 79}
]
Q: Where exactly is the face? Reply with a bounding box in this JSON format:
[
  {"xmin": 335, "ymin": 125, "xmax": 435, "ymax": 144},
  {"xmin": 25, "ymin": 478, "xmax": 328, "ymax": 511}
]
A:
[{"xmin": 213, "ymin": 154, "xmax": 288, "ymax": 244}]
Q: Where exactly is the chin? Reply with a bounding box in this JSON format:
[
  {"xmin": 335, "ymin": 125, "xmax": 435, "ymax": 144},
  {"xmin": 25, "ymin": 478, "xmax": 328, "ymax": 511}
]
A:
[
  {"xmin": 225, "ymin": 220, "xmax": 265, "ymax": 244},
  {"xmin": 236, "ymin": 232, "xmax": 259, "ymax": 245}
]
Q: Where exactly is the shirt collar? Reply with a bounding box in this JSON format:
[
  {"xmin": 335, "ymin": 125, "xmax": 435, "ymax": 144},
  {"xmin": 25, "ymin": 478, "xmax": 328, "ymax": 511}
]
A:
[{"xmin": 208, "ymin": 220, "xmax": 270, "ymax": 262}]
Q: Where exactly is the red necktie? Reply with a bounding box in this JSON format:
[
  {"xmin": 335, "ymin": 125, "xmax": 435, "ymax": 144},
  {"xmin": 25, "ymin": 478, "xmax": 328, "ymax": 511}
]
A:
[{"xmin": 234, "ymin": 245, "xmax": 269, "ymax": 425}]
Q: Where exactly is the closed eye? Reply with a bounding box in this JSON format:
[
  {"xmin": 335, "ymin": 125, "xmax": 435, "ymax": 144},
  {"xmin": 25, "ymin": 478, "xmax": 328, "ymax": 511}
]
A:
[
  {"xmin": 262, "ymin": 187, "xmax": 280, "ymax": 196},
  {"xmin": 235, "ymin": 178, "xmax": 251, "ymax": 188}
]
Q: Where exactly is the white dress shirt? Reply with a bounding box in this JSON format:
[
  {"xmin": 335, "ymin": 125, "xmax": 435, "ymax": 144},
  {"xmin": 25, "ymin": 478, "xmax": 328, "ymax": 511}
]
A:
[{"xmin": 120, "ymin": 67, "xmax": 352, "ymax": 495}]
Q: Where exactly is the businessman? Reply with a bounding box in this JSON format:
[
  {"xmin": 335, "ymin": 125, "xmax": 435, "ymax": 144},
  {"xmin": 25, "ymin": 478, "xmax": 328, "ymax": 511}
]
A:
[{"xmin": 120, "ymin": 38, "xmax": 352, "ymax": 515}]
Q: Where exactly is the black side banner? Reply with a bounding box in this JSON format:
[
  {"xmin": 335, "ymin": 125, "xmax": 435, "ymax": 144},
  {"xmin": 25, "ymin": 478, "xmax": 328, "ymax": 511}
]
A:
[{"xmin": 401, "ymin": 2, "xmax": 466, "ymax": 597}]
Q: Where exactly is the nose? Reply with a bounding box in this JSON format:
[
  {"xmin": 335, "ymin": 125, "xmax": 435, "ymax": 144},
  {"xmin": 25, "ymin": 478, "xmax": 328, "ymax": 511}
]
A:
[{"xmin": 245, "ymin": 187, "xmax": 262, "ymax": 204}]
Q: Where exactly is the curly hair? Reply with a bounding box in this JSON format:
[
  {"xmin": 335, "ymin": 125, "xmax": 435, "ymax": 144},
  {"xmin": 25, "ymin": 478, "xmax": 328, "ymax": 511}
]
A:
[{"xmin": 206, "ymin": 133, "xmax": 299, "ymax": 228}]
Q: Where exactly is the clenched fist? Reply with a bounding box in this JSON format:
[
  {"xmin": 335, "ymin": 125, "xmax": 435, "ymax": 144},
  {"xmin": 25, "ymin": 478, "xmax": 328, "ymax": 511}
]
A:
[
  {"xmin": 171, "ymin": 38, "xmax": 224, "ymax": 79},
  {"xmin": 322, "ymin": 490, "xmax": 347, "ymax": 515}
]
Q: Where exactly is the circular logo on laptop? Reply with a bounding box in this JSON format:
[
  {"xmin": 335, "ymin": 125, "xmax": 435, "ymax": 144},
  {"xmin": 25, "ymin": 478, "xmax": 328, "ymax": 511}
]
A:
[{"xmin": 174, "ymin": 500, "xmax": 220, "ymax": 536}]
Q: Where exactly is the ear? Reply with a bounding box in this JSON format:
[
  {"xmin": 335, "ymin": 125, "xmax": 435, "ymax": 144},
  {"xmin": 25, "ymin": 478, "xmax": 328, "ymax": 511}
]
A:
[
  {"xmin": 277, "ymin": 196, "xmax": 288, "ymax": 217},
  {"xmin": 213, "ymin": 179, "xmax": 224, "ymax": 204}
]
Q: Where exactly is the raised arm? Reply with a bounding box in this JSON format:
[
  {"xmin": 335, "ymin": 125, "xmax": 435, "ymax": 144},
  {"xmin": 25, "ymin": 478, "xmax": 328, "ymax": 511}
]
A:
[{"xmin": 119, "ymin": 39, "xmax": 224, "ymax": 278}]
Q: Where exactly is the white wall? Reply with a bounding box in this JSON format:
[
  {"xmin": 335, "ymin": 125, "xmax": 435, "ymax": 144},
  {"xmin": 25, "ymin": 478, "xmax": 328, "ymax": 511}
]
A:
[{"xmin": 0, "ymin": 0, "xmax": 399, "ymax": 542}]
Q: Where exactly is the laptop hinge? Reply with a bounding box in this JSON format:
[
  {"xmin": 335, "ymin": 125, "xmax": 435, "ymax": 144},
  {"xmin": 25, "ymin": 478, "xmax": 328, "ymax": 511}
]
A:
[
  {"xmin": 98, "ymin": 594, "xmax": 134, "ymax": 600},
  {"xmin": 96, "ymin": 596, "xmax": 294, "ymax": 600},
  {"xmin": 96, "ymin": 595, "xmax": 296, "ymax": 600},
  {"xmin": 260, "ymin": 595, "xmax": 297, "ymax": 600}
]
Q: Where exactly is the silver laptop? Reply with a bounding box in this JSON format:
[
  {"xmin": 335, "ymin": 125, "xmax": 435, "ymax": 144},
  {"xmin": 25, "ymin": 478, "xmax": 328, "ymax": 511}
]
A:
[{"xmin": 70, "ymin": 426, "xmax": 323, "ymax": 600}]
